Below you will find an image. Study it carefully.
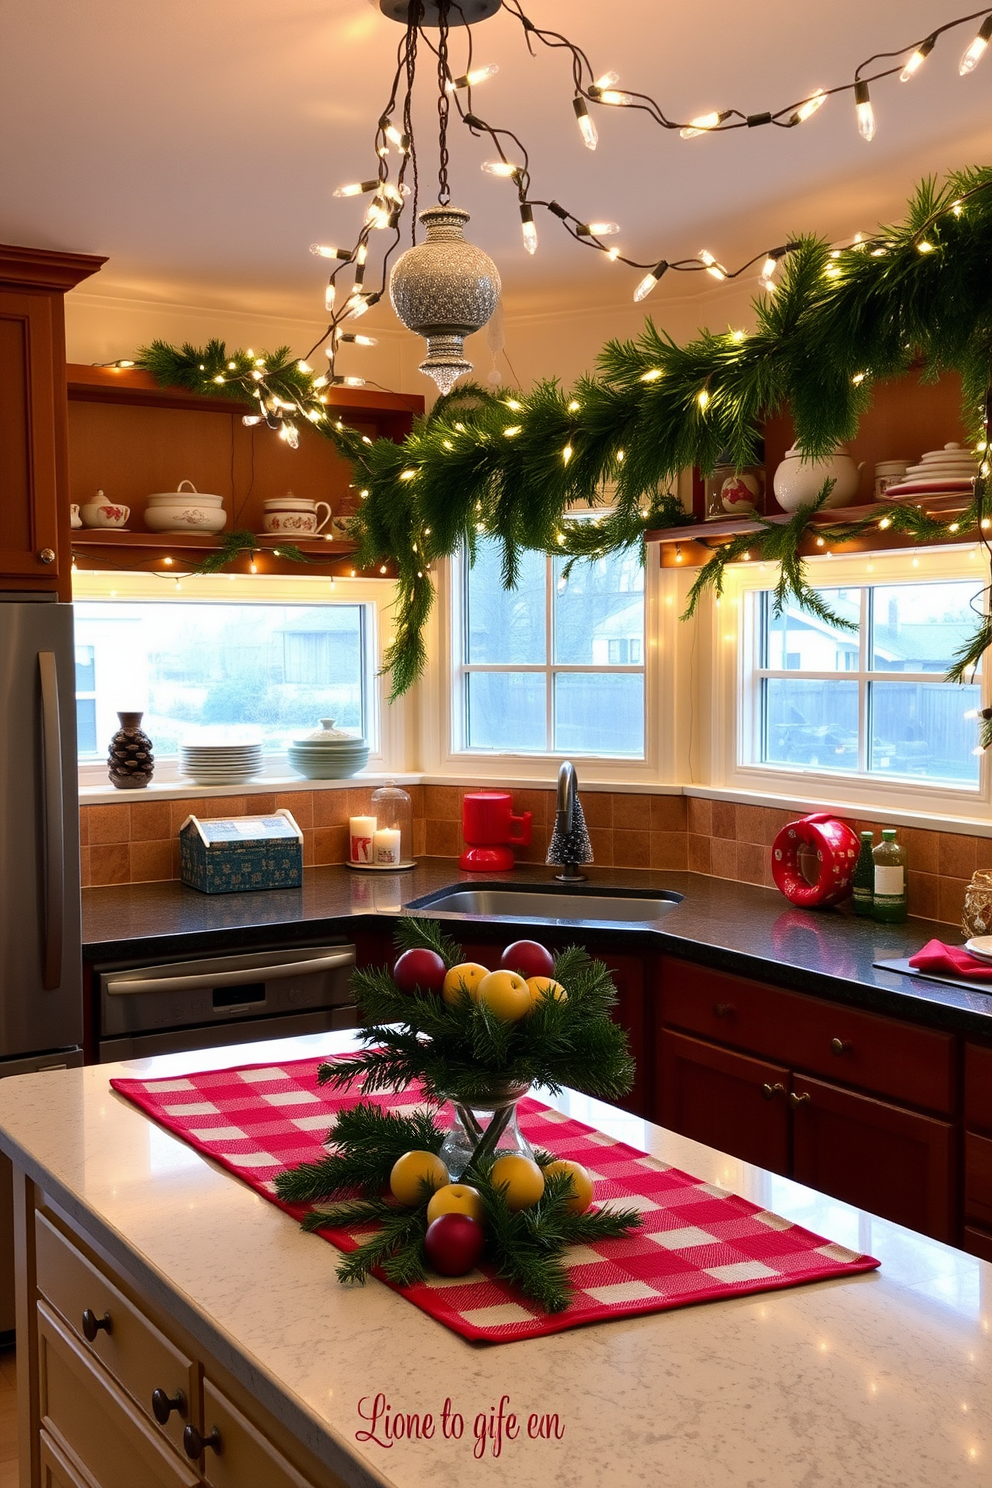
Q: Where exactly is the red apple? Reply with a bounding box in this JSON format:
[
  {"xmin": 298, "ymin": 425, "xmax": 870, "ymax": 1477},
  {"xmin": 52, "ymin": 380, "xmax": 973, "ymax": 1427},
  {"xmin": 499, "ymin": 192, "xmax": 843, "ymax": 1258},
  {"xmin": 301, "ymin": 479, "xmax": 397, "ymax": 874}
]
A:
[
  {"xmin": 392, "ymin": 948, "xmax": 447, "ymax": 995},
  {"xmin": 424, "ymin": 1213, "xmax": 486, "ymax": 1277},
  {"xmin": 499, "ymin": 939, "xmax": 555, "ymax": 981}
]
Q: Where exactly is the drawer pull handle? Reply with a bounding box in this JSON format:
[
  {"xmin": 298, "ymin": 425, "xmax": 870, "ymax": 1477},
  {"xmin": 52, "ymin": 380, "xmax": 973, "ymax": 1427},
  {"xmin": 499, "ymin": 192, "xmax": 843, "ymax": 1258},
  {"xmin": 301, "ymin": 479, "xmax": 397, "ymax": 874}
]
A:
[
  {"xmin": 761, "ymin": 1082, "xmax": 785, "ymax": 1100},
  {"xmin": 714, "ymin": 1002, "xmax": 734, "ymax": 1018},
  {"xmin": 184, "ymin": 1424, "xmax": 222, "ymax": 1459},
  {"xmin": 152, "ymin": 1388, "xmax": 187, "ymax": 1425},
  {"xmin": 830, "ymin": 1037, "xmax": 851, "ymax": 1056},
  {"xmin": 81, "ymin": 1309, "xmax": 111, "ymax": 1342},
  {"xmin": 789, "ymin": 1091, "xmax": 811, "ymax": 1109}
]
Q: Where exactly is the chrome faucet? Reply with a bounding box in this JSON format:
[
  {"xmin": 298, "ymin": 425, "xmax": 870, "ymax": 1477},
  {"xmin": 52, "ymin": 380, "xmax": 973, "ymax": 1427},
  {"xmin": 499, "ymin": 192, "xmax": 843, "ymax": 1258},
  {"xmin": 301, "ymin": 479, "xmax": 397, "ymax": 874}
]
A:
[{"xmin": 546, "ymin": 760, "xmax": 593, "ymax": 882}]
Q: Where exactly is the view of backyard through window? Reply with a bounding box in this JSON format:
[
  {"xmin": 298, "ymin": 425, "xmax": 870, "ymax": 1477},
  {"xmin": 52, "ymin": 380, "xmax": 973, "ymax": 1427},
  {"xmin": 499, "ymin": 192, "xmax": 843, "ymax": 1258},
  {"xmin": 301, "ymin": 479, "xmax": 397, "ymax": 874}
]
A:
[
  {"xmin": 754, "ymin": 581, "xmax": 983, "ymax": 785},
  {"xmin": 460, "ymin": 537, "xmax": 645, "ymax": 755},
  {"xmin": 73, "ymin": 601, "xmax": 367, "ymax": 759}
]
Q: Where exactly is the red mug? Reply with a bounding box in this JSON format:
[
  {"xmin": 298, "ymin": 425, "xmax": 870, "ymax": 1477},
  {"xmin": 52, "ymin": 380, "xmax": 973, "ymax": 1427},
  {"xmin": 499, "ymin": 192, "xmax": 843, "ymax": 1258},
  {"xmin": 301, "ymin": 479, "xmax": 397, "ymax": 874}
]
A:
[{"xmin": 460, "ymin": 792, "xmax": 532, "ymax": 872}]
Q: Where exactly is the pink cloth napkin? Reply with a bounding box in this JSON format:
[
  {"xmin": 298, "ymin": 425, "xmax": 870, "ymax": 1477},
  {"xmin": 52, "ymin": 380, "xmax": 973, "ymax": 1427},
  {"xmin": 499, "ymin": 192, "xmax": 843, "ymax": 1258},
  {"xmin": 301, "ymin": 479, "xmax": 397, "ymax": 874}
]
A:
[{"xmin": 909, "ymin": 939, "xmax": 992, "ymax": 980}]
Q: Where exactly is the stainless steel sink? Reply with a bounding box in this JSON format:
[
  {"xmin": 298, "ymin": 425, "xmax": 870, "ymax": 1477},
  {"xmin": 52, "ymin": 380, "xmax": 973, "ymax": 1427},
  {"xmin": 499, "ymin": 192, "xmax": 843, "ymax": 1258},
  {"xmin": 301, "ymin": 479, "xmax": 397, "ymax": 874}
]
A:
[{"xmin": 408, "ymin": 885, "xmax": 683, "ymax": 925}]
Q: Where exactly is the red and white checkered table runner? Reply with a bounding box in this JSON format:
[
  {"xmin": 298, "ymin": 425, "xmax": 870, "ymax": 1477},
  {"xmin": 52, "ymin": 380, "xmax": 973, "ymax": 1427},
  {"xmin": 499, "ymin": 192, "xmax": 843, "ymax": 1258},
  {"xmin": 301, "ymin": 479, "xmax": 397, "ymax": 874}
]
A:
[{"xmin": 111, "ymin": 1057, "xmax": 878, "ymax": 1344}]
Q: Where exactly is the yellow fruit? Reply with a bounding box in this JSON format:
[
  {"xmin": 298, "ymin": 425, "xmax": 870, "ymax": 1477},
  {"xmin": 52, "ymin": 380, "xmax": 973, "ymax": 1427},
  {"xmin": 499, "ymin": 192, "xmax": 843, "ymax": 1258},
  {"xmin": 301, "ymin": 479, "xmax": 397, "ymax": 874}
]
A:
[
  {"xmin": 525, "ymin": 975, "xmax": 568, "ymax": 1009},
  {"xmin": 476, "ymin": 969, "xmax": 531, "ymax": 1022},
  {"xmin": 389, "ymin": 1150, "xmax": 449, "ymax": 1207},
  {"xmin": 442, "ymin": 962, "xmax": 489, "ymax": 1006},
  {"xmin": 490, "ymin": 1154, "xmax": 545, "ymax": 1211},
  {"xmin": 545, "ymin": 1159, "xmax": 594, "ymax": 1215},
  {"xmin": 426, "ymin": 1182, "xmax": 485, "ymax": 1227}
]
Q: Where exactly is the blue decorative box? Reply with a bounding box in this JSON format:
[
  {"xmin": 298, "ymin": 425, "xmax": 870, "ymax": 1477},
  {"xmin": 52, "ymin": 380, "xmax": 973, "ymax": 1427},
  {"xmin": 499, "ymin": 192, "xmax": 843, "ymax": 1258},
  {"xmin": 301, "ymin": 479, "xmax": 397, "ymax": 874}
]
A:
[{"xmin": 179, "ymin": 811, "xmax": 303, "ymax": 894}]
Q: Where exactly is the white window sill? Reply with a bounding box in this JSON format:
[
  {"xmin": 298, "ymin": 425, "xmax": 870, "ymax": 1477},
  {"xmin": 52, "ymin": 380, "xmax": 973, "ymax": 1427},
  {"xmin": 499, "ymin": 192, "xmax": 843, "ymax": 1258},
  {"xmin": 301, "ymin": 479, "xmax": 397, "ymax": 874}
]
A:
[{"xmin": 78, "ymin": 771, "xmax": 420, "ymax": 806}]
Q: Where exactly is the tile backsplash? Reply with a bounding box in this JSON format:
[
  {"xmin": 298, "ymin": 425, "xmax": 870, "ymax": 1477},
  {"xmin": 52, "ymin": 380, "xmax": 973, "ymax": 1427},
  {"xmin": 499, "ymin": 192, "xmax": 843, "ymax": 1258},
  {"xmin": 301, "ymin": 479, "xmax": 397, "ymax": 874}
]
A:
[{"xmin": 79, "ymin": 785, "xmax": 979, "ymax": 927}]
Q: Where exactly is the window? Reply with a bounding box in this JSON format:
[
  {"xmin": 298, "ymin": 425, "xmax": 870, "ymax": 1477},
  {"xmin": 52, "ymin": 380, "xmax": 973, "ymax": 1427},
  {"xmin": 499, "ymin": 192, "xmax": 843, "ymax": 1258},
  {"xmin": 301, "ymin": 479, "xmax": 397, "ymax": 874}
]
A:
[
  {"xmin": 73, "ymin": 593, "xmax": 372, "ymax": 764},
  {"xmin": 455, "ymin": 535, "xmax": 646, "ymax": 757},
  {"xmin": 747, "ymin": 580, "xmax": 983, "ymax": 787}
]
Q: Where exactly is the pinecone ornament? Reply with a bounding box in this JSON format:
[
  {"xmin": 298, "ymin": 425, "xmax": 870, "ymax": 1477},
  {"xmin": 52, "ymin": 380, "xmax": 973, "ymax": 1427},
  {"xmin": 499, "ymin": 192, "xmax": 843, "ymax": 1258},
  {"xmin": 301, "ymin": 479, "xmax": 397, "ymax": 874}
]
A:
[{"xmin": 107, "ymin": 711, "xmax": 155, "ymax": 790}]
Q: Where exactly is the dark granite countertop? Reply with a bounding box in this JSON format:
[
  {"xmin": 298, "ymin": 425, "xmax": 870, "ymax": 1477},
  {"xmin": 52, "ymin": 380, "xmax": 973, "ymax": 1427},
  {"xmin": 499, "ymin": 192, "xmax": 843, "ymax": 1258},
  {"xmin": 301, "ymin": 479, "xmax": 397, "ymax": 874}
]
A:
[{"xmin": 81, "ymin": 860, "xmax": 992, "ymax": 1038}]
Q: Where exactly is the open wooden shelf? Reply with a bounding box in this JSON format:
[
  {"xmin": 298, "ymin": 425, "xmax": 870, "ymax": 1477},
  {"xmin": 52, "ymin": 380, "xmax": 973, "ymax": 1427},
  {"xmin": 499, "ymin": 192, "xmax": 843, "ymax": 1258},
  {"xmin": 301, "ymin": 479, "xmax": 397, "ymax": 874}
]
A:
[
  {"xmin": 648, "ymin": 492, "xmax": 978, "ymax": 568},
  {"xmin": 69, "ymin": 528, "xmax": 394, "ymax": 579}
]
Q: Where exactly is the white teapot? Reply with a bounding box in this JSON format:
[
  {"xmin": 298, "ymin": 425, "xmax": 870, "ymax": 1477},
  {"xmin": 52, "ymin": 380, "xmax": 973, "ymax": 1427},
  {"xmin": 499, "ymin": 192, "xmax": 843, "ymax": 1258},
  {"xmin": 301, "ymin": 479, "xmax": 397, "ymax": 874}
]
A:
[{"xmin": 773, "ymin": 444, "xmax": 865, "ymax": 512}]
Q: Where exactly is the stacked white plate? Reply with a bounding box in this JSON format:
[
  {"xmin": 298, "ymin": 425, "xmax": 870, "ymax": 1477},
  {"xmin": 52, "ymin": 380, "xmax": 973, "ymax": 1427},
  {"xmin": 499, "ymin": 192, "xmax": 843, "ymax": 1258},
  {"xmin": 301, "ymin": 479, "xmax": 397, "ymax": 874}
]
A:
[
  {"xmin": 885, "ymin": 442, "xmax": 979, "ymax": 497},
  {"xmin": 965, "ymin": 937, "xmax": 992, "ymax": 963},
  {"xmin": 178, "ymin": 743, "xmax": 263, "ymax": 785}
]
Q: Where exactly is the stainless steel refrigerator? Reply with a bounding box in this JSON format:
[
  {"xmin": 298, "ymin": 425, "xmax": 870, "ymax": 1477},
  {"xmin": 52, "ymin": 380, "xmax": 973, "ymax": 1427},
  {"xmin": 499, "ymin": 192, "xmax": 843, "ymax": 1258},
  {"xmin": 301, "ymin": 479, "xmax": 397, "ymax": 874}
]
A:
[{"xmin": 0, "ymin": 595, "xmax": 84, "ymax": 1337}]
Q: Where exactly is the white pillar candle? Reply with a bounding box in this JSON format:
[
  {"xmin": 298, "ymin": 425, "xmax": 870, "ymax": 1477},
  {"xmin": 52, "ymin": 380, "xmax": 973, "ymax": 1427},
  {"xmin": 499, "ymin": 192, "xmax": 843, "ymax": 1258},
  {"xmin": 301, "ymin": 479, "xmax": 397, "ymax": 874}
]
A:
[
  {"xmin": 349, "ymin": 816, "xmax": 377, "ymax": 864},
  {"xmin": 373, "ymin": 828, "xmax": 402, "ymax": 866}
]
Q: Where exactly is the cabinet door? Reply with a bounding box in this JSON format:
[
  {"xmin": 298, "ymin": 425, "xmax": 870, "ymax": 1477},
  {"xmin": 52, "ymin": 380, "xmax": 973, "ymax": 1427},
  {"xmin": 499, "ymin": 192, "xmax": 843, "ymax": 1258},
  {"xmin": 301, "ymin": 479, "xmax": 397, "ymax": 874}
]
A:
[
  {"xmin": 791, "ymin": 1075, "xmax": 955, "ymax": 1241},
  {"xmin": 40, "ymin": 1430, "xmax": 100, "ymax": 1488},
  {"xmin": 0, "ymin": 290, "xmax": 61, "ymax": 586},
  {"xmin": 198, "ymin": 1379, "xmax": 334, "ymax": 1488},
  {"xmin": 964, "ymin": 1130, "xmax": 992, "ymax": 1229},
  {"xmin": 658, "ymin": 1029, "xmax": 790, "ymax": 1175},
  {"xmin": 964, "ymin": 1042, "xmax": 992, "ymax": 1134}
]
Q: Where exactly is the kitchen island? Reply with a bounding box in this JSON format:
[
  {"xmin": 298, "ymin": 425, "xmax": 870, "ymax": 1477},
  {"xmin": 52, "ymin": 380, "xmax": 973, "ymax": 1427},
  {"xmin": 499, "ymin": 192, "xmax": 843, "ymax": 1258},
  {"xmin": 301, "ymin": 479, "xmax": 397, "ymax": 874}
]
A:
[{"xmin": 0, "ymin": 1030, "xmax": 989, "ymax": 1488}]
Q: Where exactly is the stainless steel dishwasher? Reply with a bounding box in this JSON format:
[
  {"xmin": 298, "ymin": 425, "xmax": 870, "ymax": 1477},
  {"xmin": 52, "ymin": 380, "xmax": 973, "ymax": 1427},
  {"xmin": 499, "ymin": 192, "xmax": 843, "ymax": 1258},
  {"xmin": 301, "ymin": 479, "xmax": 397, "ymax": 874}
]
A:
[{"xmin": 96, "ymin": 942, "xmax": 358, "ymax": 1061}]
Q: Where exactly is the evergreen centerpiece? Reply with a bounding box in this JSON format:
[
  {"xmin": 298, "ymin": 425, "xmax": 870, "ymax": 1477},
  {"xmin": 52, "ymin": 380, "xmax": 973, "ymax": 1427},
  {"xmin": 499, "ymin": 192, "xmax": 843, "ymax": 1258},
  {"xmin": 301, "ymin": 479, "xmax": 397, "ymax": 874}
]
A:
[{"xmin": 275, "ymin": 917, "xmax": 641, "ymax": 1312}]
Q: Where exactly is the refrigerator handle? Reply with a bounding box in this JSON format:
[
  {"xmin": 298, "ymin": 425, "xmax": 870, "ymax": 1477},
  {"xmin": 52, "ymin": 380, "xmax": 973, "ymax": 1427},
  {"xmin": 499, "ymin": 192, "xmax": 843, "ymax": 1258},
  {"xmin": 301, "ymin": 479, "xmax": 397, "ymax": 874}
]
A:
[{"xmin": 38, "ymin": 651, "xmax": 65, "ymax": 990}]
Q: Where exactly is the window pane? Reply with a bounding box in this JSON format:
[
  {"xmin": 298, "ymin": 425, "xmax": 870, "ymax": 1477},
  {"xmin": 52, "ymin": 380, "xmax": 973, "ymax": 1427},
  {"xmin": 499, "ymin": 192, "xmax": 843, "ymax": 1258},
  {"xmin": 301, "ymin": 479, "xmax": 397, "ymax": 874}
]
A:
[
  {"xmin": 762, "ymin": 679, "xmax": 859, "ymax": 770},
  {"xmin": 871, "ymin": 582, "xmax": 984, "ymax": 673},
  {"xmin": 466, "ymin": 672, "xmax": 547, "ymax": 750},
  {"xmin": 74, "ymin": 644, "xmax": 95, "ymax": 691},
  {"xmin": 553, "ymin": 673, "xmax": 644, "ymax": 756},
  {"xmin": 763, "ymin": 590, "xmax": 860, "ymax": 671},
  {"xmin": 466, "ymin": 540, "xmax": 546, "ymax": 664},
  {"xmin": 72, "ymin": 602, "xmax": 366, "ymax": 759},
  {"xmin": 869, "ymin": 681, "xmax": 980, "ymax": 784},
  {"xmin": 553, "ymin": 550, "xmax": 644, "ymax": 664},
  {"xmin": 76, "ymin": 698, "xmax": 97, "ymax": 755}
]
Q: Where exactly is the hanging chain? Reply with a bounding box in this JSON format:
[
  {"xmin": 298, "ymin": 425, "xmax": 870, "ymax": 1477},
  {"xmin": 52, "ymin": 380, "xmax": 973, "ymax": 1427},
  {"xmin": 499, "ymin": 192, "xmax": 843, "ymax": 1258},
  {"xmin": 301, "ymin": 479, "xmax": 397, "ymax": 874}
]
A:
[
  {"xmin": 404, "ymin": 15, "xmax": 420, "ymax": 240},
  {"xmin": 436, "ymin": 3, "xmax": 451, "ymax": 204}
]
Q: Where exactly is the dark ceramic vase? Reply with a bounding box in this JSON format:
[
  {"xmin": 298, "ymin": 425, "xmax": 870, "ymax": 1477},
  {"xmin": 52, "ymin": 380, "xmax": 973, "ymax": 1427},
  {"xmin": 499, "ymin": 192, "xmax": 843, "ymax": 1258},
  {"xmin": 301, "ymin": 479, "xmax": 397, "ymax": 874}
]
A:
[{"xmin": 107, "ymin": 711, "xmax": 155, "ymax": 790}]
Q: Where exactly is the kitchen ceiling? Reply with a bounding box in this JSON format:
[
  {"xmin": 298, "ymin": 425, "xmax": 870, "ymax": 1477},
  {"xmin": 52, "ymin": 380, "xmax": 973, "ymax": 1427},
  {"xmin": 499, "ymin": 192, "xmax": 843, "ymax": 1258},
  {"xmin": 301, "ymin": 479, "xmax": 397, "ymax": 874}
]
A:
[{"xmin": 3, "ymin": 1, "xmax": 992, "ymax": 322}]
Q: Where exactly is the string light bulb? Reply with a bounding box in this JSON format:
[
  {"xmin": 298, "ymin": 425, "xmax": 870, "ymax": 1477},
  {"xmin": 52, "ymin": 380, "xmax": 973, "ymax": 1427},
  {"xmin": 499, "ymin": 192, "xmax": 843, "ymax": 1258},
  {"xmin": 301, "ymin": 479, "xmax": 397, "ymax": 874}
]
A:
[
  {"xmin": 446, "ymin": 63, "xmax": 499, "ymax": 91},
  {"xmin": 961, "ymin": 14, "xmax": 992, "ymax": 72},
  {"xmin": 900, "ymin": 36, "xmax": 935, "ymax": 80},
  {"xmin": 310, "ymin": 244, "xmax": 353, "ymax": 261},
  {"xmin": 572, "ymin": 96, "xmax": 598, "ymax": 150},
  {"xmin": 789, "ymin": 89, "xmax": 826, "ymax": 125},
  {"xmin": 854, "ymin": 79, "xmax": 875, "ymax": 141},
  {"xmin": 680, "ymin": 110, "xmax": 729, "ymax": 139},
  {"xmin": 700, "ymin": 249, "xmax": 727, "ymax": 280},
  {"xmin": 577, "ymin": 220, "xmax": 620, "ymax": 237},
  {"xmin": 333, "ymin": 179, "xmax": 379, "ymax": 198},
  {"xmin": 324, "ymin": 283, "xmax": 336, "ymax": 312},
  {"xmin": 335, "ymin": 332, "xmax": 378, "ymax": 347},
  {"xmin": 633, "ymin": 261, "xmax": 669, "ymax": 302},
  {"xmin": 519, "ymin": 202, "xmax": 538, "ymax": 255},
  {"xmin": 383, "ymin": 123, "xmax": 410, "ymax": 152},
  {"xmin": 481, "ymin": 159, "xmax": 521, "ymax": 178}
]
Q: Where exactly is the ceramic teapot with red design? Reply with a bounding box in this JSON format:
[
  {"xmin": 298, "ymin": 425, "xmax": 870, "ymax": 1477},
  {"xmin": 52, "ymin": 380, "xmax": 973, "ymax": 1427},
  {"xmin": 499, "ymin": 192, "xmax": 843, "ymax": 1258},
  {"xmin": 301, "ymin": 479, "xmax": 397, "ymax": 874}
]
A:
[{"xmin": 770, "ymin": 812, "xmax": 860, "ymax": 908}]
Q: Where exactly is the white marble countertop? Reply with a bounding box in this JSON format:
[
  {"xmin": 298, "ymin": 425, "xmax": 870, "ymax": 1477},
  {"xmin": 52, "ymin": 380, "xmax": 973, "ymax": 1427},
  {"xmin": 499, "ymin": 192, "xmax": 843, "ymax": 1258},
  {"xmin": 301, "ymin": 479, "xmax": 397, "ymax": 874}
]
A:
[{"xmin": 0, "ymin": 1031, "xmax": 989, "ymax": 1488}]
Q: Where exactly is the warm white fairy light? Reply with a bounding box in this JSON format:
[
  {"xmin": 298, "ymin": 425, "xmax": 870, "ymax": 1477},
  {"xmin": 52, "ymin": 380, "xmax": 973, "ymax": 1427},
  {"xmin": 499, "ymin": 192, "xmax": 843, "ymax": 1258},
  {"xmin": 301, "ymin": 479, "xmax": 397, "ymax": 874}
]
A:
[
  {"xmin": 568, "ymin": 400, "xmax": 581, "ymax": 412},
  {"xmin": 854, "ymin": 79, "xmax": 875, "ymax": 140},
  {"xmin": 700, "ymin": 249, "xmax": 727, "ymax": 280},
  {"xmin": 333, "ymin": 179, "xmax": 379, "ymax": 198},
  {"xmin": 640, "ymin": 368, "xmax": 663, "ymax": 381},
  {"xmin": 503, "ymin": 425, "xmax": 522, "ymax": 437},
  {"xmin": 790, "ymin": 89, "xmax": 826, "ymax": 125},
  {"xmin": 399, "ymin": 468, "xmax": 417, "ymax": 481},
  {"xmin": 384, "ymin": 123, "xmax": 409, "ymax": 152},
  {"xmin": 633, "ymin": 261, "xmax": 668, "ymax": 302},
  {"xmin": 482, "ymin": 159, "xmax": 521, "ymax": 178},
  {"xmin": 901, "ymin": 37, "xmax": 935, "ymax": 81},
  {"xmin": 562, "ymin": 445, "xmax": 573, "ymax": 464},
  {"xmin": 917, "ymin": 240, "xmax": 936, "ymax": 253},
  {"xmin": 697, "ymin": 389, "xmax": 710, "ymax": 411},
  {"xmin": 577, "ymin": 220, "xmax": 620, "ymax": 237},
  {"xmin": 446, "ymin": 63, "xmax": 498, "ymax": 91},
  {"xmin": 961, "ymin": 15, "xmax": 992, "ymax": 72},
  {"xmin": 519, "ymin": 202, "xmax": 538, "ymax": 255},
  {"xmin": 572, "ymin": 96, "xmax": 598, "ymax": 150},
  {"xmin": 310, "ymin": 244, "xmax": 352, "ymax": 260},
  {"xmin": 680, "ymin": 111, "xmax": 725, "ymax": 139}
]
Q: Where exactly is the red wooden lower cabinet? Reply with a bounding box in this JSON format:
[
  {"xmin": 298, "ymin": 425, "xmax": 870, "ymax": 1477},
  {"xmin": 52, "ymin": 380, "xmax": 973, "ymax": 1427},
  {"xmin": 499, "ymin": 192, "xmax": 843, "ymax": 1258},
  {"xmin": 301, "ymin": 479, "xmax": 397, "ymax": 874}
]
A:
[
  {"xmin": 659, "ymin": 1029, "xmax": 790, "ymax": 1176},
  {"xmin": 791, "ymin": 1075, "xmax": 955, "ymax": 1242}
]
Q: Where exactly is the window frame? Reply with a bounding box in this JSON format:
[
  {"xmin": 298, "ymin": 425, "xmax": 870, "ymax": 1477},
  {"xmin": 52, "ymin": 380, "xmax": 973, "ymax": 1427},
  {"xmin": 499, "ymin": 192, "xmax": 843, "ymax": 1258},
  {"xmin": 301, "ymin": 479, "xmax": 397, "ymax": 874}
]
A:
[
  {"xmin": 422, "ymin": 529, "xmax": 671, "ymax": 785},
  {"xmin": 711, "ymin": 545, "xmax": 990, "ymax": 816},
  {"xmin": 72, "ymin": 569, "xmax": 408, "ymax": 788}
]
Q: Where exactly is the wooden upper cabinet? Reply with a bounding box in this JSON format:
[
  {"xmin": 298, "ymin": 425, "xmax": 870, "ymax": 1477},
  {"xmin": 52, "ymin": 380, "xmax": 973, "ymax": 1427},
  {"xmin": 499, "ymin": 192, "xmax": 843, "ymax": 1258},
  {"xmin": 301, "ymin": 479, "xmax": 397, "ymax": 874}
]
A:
[{"xmin": 0, "ymin": 244, "xmax": 105, "ymax": 596}]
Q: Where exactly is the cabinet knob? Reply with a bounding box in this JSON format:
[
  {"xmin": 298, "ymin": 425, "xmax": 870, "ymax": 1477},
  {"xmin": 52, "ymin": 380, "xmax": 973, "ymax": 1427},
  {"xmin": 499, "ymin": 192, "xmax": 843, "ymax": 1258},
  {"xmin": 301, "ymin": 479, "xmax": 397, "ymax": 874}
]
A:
[
  {"xmin": 830, "ymin": 1037, "xmax": 851, "ymax": 1056},
  {"xmin": 761, "ymin": 1082, "xmax": 785, "ymax": 1100},
  {"xmin": 151, "ymin": 1388, "xmax": 187, "ymax": 1424},
  {"xmin": 81, "ymin": 1308, "xmax": 111, "ymax": 1342},
  {"xmin": 183, "ymin": 1424, "xmax": 222, "ymax": 1459},
  {"xmin": 38, "ymin": 548, "xmax": 56, "ymax": 565},
  {"xmin": 789, "ymin": 1091, "xmax": 811, "ymax": 1109},
  {"xmin": 714, "ymin": 1002, "xmax": 734, "ymax": 1019}
]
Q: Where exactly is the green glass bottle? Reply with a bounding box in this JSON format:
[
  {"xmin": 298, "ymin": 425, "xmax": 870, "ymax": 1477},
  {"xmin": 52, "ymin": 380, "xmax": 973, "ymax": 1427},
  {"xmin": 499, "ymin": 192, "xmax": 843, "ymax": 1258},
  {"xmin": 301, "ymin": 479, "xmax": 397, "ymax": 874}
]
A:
[
  {"xmin": 872, "ymin": 828, "xmax": 908, "ymax": 923},
  {"xmin": 852, "ymin": 830, "xmax": 875, "ymax": 917}
]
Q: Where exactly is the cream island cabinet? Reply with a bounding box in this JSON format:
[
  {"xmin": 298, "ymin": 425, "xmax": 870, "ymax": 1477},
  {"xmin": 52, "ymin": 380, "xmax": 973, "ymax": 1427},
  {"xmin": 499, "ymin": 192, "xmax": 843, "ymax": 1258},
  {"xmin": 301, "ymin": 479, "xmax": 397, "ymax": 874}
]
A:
[{"xmin": 1, "ymin": 1030, "xmax": 991, "ymax": 1488}]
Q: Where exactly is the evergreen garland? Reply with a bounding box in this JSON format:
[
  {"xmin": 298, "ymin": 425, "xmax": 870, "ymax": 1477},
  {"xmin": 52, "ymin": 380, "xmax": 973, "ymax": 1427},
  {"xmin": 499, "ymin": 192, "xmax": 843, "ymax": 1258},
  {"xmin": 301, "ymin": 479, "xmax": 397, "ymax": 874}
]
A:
[
  {"xmin": 183, "ymin": 529, "xmax": 310, "ymax": 575},
  {"xmin": 136, "ymin": 167, "xmax": 992, "ymax": 700}
]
